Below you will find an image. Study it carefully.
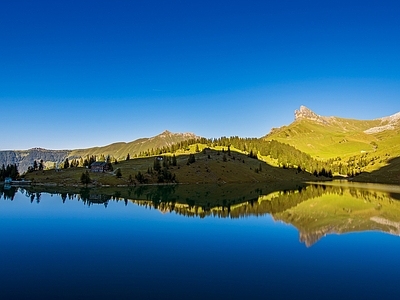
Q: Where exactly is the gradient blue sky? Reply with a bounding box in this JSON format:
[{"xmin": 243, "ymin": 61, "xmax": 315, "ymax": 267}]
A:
[{"xmin": 1, "ymin": 0, "xmax": 399, "ymax": 150}]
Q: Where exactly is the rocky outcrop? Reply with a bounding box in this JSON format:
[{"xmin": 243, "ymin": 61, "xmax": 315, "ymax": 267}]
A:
[
  {"xmin": 364, "ymin": 111, "xmax": 400, "ymax": 134},
  {"xmin": 294, "ymin": 105, "xmax": 330, "ymax": 124},
  {"xmin": 0, "ymin": 149, "xmax": 70, "ymax": 173}
]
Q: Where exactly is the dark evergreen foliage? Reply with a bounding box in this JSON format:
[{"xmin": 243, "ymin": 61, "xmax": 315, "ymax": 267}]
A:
[
  {"xmin": 0, "ymin": 164, "xmax": 19, "ymax": 181},
  {"xmin": 63, "ymin": 158, "xmax": 69, "ymax": 169},
  {"xmin": 80, "ymin": 171, "xmax": 91, "ymax": 186},
  {"xmin": 187, "ymin": 154, "xmax": 196, "ymax": 165}
]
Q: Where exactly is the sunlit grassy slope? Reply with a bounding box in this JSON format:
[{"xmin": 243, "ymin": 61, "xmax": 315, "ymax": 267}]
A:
[
  {"xmin": 266, "ymin": 118, "xmax": 395, "ymax": 158},
  {"xmin": 265, "ymin": 109, "xmax": 400, "ymax": 172}
]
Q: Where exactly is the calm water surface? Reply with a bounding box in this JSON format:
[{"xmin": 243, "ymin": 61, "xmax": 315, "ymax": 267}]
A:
[{"xmin": 1, "ymin": 183, "xmax": 400, "ymax": 299}]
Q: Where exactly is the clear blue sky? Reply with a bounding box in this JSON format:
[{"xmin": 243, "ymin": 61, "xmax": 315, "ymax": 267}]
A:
[{"xmin": 1, "ymin": 0, "xmax": 399, "ymax": 150}]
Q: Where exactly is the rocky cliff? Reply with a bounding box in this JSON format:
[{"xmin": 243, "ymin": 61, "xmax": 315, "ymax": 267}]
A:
[{"xmin": 0, "ymin": 148, "xmax": 70, "ymax": 173}]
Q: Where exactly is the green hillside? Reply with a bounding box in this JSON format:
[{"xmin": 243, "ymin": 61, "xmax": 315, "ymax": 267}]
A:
[
  {"xmin": 264, "ymin": 106, "xmax": 400, "ymax": 175},
  {"xmin": 266, "ymin": 118, "xmax": 378, "ymax": 158}
]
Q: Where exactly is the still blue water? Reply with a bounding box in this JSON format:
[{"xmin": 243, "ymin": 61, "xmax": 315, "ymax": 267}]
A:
[{"xmin": 1, "ymin": 187, "xmax": 400, "ymax": 299}]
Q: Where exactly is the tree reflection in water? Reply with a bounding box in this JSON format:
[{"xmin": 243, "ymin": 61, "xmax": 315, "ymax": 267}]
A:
[{"xmin": 12, "ymin": 182, "xmax": 400, "ymax": 246}]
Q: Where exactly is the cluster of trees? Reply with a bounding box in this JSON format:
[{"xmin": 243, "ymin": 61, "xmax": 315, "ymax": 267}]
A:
[
  {"xmin": 0, "ymin": 164, "xmax": 19, "ymax": 181},
  {"xmin": 135, "ymin": 156, "xmax": 177, "ymax": 184},
  {"xmin": 62, "ymin": 158, "xmax": 81, "ymax": 169},
  {"xmin": 27, "ymin": 160, "xmax": 45, "ymax": 172},
  {"xmin": 136, "ymin": 138, "xmax": 210, "ymax": 157},
  {"xmin": 82, "ymin": 155, "xmax": 97, "ymax": 167},
  {"xmin": 210, "ymin": 137, "xmax": 335, "ymax": 176},
  {"xmin": 153, "ymin": 157, "xmax": 176, "ymax": 183}
]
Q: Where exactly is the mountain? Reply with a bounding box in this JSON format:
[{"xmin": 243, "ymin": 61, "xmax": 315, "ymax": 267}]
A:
[
  {"xmin": 265, "ymin": 105, "xmax": 400, "ymax": 160},
  {"xmin": 0, "ymin": 148, "xmax": 70, "ymax": 173},
  {"xmin": 69, "ymin": 130, "xmax": 198, "ymax": 160},
  {"xmin": 0, "ymin": 131, "xmax": 198, "ymax": 173}
]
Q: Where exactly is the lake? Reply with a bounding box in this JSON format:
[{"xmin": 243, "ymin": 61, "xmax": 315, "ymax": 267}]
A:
[{"xmin": 1, "ymin": 182, "xmax": 400, "ymax": 299}]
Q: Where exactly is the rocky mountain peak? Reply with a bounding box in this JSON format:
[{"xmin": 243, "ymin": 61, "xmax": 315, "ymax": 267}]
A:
[
  {"xmin": 295, "ymin": 106, "xmax": 318, "ymax": 120},
  {"xmin": 157, "ymin": 130, "xmax": 197, "ymax": 139},
  {"xmin": 294, "ymin": 106, "xmax": 329, "ymax": 124}
]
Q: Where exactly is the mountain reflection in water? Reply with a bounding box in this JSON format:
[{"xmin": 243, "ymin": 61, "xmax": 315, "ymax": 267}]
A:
[{"xmin": 2, "ymin": 182, "xmax": 400, "ymax": 247}]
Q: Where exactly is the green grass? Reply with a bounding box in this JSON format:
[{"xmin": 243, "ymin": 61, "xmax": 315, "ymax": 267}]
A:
[{"xmin": 266, "ymin": 118, "xmax": 382, "ymax": 159}]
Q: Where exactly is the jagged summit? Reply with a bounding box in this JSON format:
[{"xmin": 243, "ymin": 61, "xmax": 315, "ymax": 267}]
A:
[
  {"xmin": 295, "ymin": 106, "xmax": 317, "ymax": 120},
  {"xmin": 294, "ymin": 106, "xmax": 329, "ymax": 124},
  {"xmin": 155, "ymin": 130, "xmax": 198, "ymax": 139}
]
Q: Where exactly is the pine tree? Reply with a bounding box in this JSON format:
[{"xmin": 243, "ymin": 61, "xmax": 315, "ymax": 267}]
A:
[
  {"xmin": 38, "ymin": 160, "xmax": 44, "ymax": 171},
  {"xmin": 154, "ymin": 158, "xmax": 161, "ymax": 172},
  {"xmin": 63, "ymin": 158, "xmax": 69, "ymax": 169},
  {"xmin": 80, "ymin": 171, "xmax": 91, "ymax": 186}
]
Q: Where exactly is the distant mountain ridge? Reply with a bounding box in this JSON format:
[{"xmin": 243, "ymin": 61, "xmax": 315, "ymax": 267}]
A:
[
  {"xmin": 0, "ymin": 130, "xmax": 199, "ymax": 173},
  {"xmin": 69, "ymin": 130, "xmax": 199, "ymax": 159},
  {"xmin": 0, "ymin": 148, "xmax": 70, "ymax": 173}
]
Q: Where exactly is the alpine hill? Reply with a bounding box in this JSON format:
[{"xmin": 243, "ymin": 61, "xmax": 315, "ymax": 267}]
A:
[{"xmin": 264, "ymin": 106, "xmax": 400, "ymax": 181}]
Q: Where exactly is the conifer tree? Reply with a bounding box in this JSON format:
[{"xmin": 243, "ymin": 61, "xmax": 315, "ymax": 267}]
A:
[
  {"xmin": 63, "ymin": 158, "xmax": 69, "ymax": 169},
  {"xmin": 80, "ymin": 171, "xmax": 91, "ymax": 186}
]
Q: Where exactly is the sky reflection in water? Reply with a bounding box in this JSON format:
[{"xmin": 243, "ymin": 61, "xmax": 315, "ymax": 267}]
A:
[{"xmin": 1, "ymin": 184, "xmax": 400, "ymax": 299}]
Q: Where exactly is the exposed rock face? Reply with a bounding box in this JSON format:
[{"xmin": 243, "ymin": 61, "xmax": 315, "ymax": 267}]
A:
[
  {"xmin": 364, "ymin": 111, "xmax": 400, "ymax": 134},
  {"xmin": 0, "ymin": 149, "xmax": 70, "ymax": 173},
  {"xmin": 294, "ymin": 106, "xmax": 329, "ymax": 124}
]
